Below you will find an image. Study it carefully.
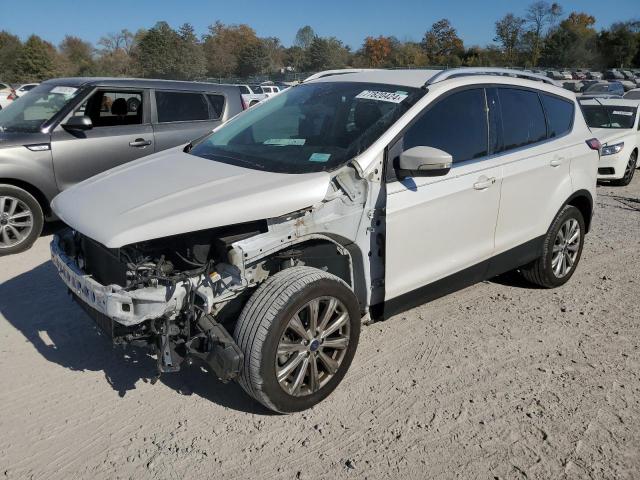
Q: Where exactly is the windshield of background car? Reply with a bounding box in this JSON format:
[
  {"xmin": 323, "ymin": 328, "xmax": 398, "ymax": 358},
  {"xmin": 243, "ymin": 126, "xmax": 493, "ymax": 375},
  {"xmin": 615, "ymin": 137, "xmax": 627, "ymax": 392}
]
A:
[
  {"xmin": 0, "ymin": 84, "xmax": 81, "ymax": 133},
  {"xmin": 584, "ymin": 84, "xmax": 611, "ymax": 93},
  {"xmin": 190, "ymin": 82, "xmax": 424, "ymax": 173},
  {"xmin": 581, "ymin": 105, "xmax": 637, "ymax": 129}
]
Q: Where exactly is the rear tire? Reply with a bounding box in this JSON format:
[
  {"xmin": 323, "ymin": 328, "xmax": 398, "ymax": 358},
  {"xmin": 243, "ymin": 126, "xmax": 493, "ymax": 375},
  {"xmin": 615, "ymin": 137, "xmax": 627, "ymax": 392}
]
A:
[
  {"xmin": 611, "ymin": 151, "xmax": 637, "ymax": 186},
  {"xmin": 520, "ymin": 205, "xmax": 585, "ymax": 288},
  {"xmin": 0, "ymin": 184, "xmax": 44, "ymax": 256},
  {"xmin": 233, "ymin": 266, "xmax": 361, "ymax": 413}
]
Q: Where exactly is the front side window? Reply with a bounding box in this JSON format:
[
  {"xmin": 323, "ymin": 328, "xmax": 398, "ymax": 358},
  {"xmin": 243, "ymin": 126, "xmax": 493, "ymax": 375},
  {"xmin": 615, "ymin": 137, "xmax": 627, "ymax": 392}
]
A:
[
  {"xmin": 497, "ymin": 88, "xmax": 547, "ymax": 151},
  {"xmin": 541, "ymin": 94, "xmax": 574, "ymax": 138},
  {"xmin": 403, "ymin": 88, "xmax": 488, "ymax": 163},
  {"xmin": 156, "ymin": 91, "xmax": 209, "ymax": 123},
  {"xmin": 0, "ymin": 84, "xmax": 82, "ymax": 133},
  {"xmin": 190, "ymin": 82, "xmax": 424, "ymax": 173},
  {"xmin": 581, "ymin": 105, "xmax": 637, "ymax": 129},
  {"xmin": 75, "ymin": 90, "xmax": 143, "ymax": 127}
]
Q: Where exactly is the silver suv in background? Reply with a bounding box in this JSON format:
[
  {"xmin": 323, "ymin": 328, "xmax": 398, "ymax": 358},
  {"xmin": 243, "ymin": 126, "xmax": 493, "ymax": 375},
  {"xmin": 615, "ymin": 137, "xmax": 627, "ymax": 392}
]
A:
[
  {"xmin": 0, "ymin": 78, "xmax": 244, "ymax": 255},
  {"xmin": 236, "ymin": 84, "xmax": 268, "ymax": 108}
]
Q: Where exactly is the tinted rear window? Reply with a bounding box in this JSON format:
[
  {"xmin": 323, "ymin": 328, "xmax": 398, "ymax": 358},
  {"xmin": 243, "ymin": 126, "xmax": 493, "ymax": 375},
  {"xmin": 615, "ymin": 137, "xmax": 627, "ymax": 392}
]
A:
[
  {"xmin": 404, "ymin": 88, "xmax": 488, "ymax": 163},
  {"xmin": 541, "ymin": 94, "xmax": 574, "ymax": 138},
  {"xmin": 239, "ymin": 86, "xmax": 250, "ymax": 94},
  {"xmin": 206, "ymin": 94, "xmax": 225, "ymax": 118},
  {"xmin": 155, "ymin": 91, "xmax": 209, "ymax": 123},
  {"xmin": 498, "ymin": 88, "xmax": 547, "ymax": 151}
]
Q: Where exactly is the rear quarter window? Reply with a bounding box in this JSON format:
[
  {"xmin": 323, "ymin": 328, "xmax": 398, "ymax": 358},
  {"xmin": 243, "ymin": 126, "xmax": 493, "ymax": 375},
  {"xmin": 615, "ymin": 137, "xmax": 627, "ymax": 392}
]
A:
[
  {"xmin": 206, "ymin": 94, "xmax": 225, "ymax": 118},
  {"xmin": 155, "ymin": 91, "xmax": 210, "ymax": 123},
  {"xmin": 541, "ymin": 94, "xmax": 574, "ymax": 138}
]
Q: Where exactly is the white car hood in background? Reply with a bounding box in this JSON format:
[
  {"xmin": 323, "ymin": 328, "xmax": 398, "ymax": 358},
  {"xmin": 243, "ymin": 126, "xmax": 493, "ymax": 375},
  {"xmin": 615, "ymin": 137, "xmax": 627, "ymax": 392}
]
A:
[
  {"xmin": 52, "ymin": 147, "xmax": 331, "ymax": 248},
  {"xmin": 590, "ymin": 128, "xmax": 632, "ymax": 146}
]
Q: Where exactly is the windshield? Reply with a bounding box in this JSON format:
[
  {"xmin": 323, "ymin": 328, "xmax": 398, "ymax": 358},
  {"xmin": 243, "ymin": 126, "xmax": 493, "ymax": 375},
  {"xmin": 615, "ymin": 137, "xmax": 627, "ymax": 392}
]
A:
[
  {"xmin": 582, "ymin": 105, "xmax": 637, "ymax": 129},
  {"xmin": 190, "ymin": 82, "xmax": 424, "ymax": 174},
  {"xmin": 584, "ymin": 84, "xmax": 611, "ymax": 93},
  {"xmin": 0, "ymin": 84, "xmax": 81, "ymax": 133}
]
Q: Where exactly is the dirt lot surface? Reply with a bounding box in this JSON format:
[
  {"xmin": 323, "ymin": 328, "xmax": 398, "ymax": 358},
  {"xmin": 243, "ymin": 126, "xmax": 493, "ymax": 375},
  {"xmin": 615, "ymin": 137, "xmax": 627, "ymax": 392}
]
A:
[{"xmin": 1, "ymin": 178, "xmax": 639, "ymax": 480}]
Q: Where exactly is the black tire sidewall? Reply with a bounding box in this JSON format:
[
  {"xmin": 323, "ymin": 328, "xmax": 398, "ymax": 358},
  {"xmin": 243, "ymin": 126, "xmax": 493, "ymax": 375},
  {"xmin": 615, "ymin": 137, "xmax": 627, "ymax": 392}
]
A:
[
  {"xmin": 0, "ymin": 185, "xmax": 44, "ymax": 255},
  {"xmin": 258, "ymin": 277, "xmax": 360, "ymax": 413},
  {"xmin": 542, "ymin": 205, "xmax": 585, "ymax": 287}
]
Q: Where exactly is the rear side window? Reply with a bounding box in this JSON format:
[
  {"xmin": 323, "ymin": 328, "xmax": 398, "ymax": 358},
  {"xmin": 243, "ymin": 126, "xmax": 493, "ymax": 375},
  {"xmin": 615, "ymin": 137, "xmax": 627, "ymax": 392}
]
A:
[
  {"xmin": 155, "ymin": 91, "xmax": 209, "ymax": 123},
  {"xmin": 497, "ymin": 88, "xmax": 547, "ymax": 151},
  {"xmin": 403, "ymin": 88, "xmax": 488, "ymax": 163},
  {"xmin": 206, "ymin": 94, "xmax": 225, "ymax": 119},
  {"xmin": 239, "ymin": 86, "xmax": 250, "ymax": 94},
  {"xmin": 541, "ymin": 94, "xmax": 574, "ymax": 138}
]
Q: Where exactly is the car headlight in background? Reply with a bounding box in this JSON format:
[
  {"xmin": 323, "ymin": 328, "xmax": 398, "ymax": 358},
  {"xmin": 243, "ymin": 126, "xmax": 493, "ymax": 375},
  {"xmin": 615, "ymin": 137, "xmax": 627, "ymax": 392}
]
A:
[{"xmin": 601, "ymin": 142, "xmax": 624, "ymax": 156}]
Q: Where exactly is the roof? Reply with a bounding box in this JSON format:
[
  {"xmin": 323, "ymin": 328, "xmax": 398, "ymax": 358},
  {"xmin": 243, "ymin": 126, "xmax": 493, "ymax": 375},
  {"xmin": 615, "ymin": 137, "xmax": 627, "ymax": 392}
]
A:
[
  {"xmin": 305, "ymin": 67, "xmax": 560, "ymax": 89},
  {"xmin": 41, "ymin": 77, "xmax": 240, "ymax": 92}
]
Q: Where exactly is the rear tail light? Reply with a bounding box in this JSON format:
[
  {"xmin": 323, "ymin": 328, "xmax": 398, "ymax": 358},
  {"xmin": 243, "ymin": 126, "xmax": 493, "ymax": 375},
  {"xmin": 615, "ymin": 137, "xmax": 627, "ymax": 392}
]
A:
[
  {"xmin": 7, "ymin": 89, "xmax": 16, "ymax": 101},
  {"xmin": 586, "ymin": 138, "xmax": 601, "ymax": 151}
]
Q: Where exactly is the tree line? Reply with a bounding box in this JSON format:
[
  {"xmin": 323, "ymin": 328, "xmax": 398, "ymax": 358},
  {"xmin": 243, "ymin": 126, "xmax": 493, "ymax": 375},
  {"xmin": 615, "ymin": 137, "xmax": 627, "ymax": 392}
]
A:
[{"xmin": 1, "ymin": 1, "xmax": 639, "ymax": 84}]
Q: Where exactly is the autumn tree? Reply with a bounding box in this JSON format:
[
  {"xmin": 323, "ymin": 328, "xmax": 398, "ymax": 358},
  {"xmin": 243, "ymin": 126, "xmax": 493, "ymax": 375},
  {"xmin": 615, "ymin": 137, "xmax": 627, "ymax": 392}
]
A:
[
  {"xmin": 202, "ymin": 22, "xmax": 259, "ymax": 78},
  {"xmin": 422, "ymin": 19, "xmax": 464, "ymax": 65},
  {"xmin": 59, "ymin": 35, "xmax": 95, "ymax": 76},
  {"xmin": 363, "ymin": 36, "xmax": 392, "ymax": 67}
]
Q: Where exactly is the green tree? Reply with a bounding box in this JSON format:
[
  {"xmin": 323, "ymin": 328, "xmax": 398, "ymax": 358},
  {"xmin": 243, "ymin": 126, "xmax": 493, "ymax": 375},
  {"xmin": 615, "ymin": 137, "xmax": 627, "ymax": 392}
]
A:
[
  {"xmin": 59, "ymin": 35, "xmax": 95, "ymax": 76},
  {"xmin": 237, "ymin": 40, "xmax": 269, "ymax": 76},
  {"xmin": 422, "ymin": 19, "xmax": 464, "ymax": 65},
  {"xmin": 14, "ymin": 35, "xmax": 57, "ymax": 82},
  {"xmin": 494, "ymin": 14, "xmax": 526, "ymax": 65},
  {"xmin": 176, "ymin": 23, "xmax": 206, "ymax": 79},
  {"xmin": 202, "ymin": 21, "xmax": 260, "ymax": 78},
  {"xmin": 541, "ymin": 12, "xmax": 598, "ymax": 67},
  {"xmin": 0, "ymin": 31, "xmax": 22, "ymax": 82},
  {"xmin": 598, "ymin": 21, "xmax": 640, "ymax": 68},
  {"xmin": 295, "ymin": 26, "xmax": 315, "ymax": 49},
  {"xmin": 136, "ymin": 22, "xmax": 182, "ymax": 78},
  {"xmin": 524, "ymin": 1, "xmax": 563, "ymax": 66},
  {"xmin": 305, "ymin": 36, "xmax": 350, "ymax": 71}
]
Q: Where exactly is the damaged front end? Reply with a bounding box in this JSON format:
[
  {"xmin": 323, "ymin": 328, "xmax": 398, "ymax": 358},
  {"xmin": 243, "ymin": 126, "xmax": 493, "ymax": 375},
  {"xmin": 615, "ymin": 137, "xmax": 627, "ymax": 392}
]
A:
[{"xmin": 50, "ymin": 224, "xmax": 267, "ymax": 381}]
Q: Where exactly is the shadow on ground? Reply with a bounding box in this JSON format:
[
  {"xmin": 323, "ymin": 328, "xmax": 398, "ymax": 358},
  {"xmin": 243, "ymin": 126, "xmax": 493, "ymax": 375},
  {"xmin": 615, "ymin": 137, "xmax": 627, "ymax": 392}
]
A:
[{"xmin": 0, "ymin": 260, "xmax": 270, "ymax": 415}]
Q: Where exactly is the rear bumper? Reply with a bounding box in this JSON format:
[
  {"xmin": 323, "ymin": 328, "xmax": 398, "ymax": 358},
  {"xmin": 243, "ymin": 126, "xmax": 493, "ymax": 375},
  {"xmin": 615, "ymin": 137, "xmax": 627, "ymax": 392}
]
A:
[{"xmin": 50, "ymin": 236, "xmax": 185, "ymax": 326}]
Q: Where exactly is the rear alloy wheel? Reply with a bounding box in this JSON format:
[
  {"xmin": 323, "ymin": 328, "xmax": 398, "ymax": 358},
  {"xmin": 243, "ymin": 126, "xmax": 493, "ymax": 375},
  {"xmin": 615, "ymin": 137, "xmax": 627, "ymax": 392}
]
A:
[
  {"xmin": 0, "ymin": 185, "xmax": 44, "ymax": 256},
  {"xmin": 612, "ymin": 151, "xmax": 637, "ymax": 186},
  {"xmin": 520, "ymin": 205, "xmax": 585, "ymax": 288},
  {"xmin": 234, "ymin": 266, "xmax": 360, "ymax": 413}
]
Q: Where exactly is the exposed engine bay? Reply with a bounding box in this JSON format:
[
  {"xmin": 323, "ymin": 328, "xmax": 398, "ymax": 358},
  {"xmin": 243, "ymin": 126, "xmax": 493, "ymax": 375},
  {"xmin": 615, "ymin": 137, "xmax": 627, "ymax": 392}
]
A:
[{"xmin": 51, "ymin": 164, "xmax": 382, "ymax": 383}]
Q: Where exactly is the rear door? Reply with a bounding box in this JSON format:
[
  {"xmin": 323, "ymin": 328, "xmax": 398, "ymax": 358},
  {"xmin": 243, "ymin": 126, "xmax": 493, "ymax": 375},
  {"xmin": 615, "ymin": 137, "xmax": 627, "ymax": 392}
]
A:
[
  {"xmin": 489, "ymin": 87, "xmax": 574, "ymax": 256},
  {"xmin": 151, "ymin": 90, "xmax": 225, "ymax": 151},
  {"xmin": 50, "ymin": 88, "xmax": 154, "ymax": 191},
  {"xmin": 384, "ymin": 88, "xmax": 502, "ymax": 301}
]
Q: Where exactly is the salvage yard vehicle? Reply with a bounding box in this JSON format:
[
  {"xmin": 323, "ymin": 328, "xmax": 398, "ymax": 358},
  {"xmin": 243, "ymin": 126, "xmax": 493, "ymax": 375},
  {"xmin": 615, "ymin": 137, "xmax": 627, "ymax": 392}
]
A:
[
  {"xmin": 0, "ymin": 78, "xmax": 244, "ymax": 255},
  {"xmin": 580, "ymin": 98, "xmax": 640, "ymax": 186},
  {"xmin": 50, "ymin": 67, "xmax": 599, "ymax": 413}
]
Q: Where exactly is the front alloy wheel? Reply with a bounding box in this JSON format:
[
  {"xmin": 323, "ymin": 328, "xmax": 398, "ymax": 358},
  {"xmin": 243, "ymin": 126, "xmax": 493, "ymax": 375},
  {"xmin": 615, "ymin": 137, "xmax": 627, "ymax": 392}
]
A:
[
  {"xmin": 0, "ymin": 185, "xmax": 44, "ymax": 256},
  {"xmin": 276, "ymin": 296, "xmax": 350, "ymax": 397}
]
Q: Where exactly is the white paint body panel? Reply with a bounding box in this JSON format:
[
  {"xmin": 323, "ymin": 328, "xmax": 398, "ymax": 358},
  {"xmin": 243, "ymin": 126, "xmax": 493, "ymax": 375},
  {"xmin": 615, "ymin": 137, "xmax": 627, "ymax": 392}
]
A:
[{"xmin": 51, "ymin": 146, "xmax": 330, "ymax": 248}]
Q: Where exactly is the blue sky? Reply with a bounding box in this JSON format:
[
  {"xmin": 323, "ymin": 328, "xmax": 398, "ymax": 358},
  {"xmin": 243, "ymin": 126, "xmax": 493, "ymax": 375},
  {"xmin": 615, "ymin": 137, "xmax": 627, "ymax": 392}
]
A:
[{"xmin": 2, "ymin": 0, "xmax": 638, "ymax": 49}]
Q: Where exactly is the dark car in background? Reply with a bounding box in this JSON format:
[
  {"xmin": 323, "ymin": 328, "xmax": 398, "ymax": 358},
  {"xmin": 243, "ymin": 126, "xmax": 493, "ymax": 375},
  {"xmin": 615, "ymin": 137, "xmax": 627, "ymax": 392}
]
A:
[
  {"xmin": 580, "ymin": 81, "xmax": 625, "ymax": 99},
  {"xmin": 0, "ymin": 77, "xmax": 244, "ymax": 255}
]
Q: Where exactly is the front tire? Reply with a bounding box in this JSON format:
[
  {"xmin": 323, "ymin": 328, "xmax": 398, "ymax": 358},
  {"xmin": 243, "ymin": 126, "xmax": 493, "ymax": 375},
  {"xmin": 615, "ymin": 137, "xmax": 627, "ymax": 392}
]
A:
[
  {"xmin": 0, "ymin": 185, "xmax": 44, "ymax": 256},
  {"xmin": 611, "ymin": 151, "xmax": 637, "ymax": 186},
  {"xmin": 233, "ymin": 266, "xmax": 361, "ymax": 413},
  {"xmin": 520, "ymin": 205, "xmax": 585, "ymax": 288}
]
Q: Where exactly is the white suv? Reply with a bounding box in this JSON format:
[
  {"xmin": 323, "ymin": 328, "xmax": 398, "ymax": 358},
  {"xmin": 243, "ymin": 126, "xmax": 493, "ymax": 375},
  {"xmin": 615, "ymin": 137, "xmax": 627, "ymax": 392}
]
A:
[
  {"xmin": 50, "ymin": 68, "xmax": 600, "ymax": 413},
  {"xmin": 580, "ymin": 98, "xmax": 639, "ymax": 186}
]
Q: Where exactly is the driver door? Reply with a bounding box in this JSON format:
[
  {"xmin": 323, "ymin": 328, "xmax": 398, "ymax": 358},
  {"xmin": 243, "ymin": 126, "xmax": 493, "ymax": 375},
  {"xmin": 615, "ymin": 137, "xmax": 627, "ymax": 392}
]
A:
[
  {"xmin": 50, "ymin": 88, "xmax": 154, "ymax": 191},
  {"xmin": 384, "ymin": 88, "xmax": 502, "ymax": 306}
]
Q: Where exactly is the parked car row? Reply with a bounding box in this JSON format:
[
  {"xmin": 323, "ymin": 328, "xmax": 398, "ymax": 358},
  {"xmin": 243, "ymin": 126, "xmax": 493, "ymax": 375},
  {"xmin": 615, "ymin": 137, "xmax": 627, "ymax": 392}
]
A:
[{"xmin": 538, "ymin": 68, "xmax": 640, "ymax": 85}]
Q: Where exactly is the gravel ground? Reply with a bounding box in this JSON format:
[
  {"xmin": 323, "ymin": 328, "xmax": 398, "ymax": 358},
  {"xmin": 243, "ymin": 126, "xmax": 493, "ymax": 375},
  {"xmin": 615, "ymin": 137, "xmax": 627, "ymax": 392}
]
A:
[{"xmin": 1, "ymin": 177, "xmax": 639, "ymax": 480}]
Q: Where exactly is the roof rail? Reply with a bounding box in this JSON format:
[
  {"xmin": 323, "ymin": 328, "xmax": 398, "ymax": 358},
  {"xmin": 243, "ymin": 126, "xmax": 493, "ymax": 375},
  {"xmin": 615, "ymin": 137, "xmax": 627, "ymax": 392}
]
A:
[
  {"xmin": 302, "ymin": 69, "xmax": 371, "ymax": 83},
  {"xmin": 425, "ymin": 67, "xmax": 560, "ymax": 87}
]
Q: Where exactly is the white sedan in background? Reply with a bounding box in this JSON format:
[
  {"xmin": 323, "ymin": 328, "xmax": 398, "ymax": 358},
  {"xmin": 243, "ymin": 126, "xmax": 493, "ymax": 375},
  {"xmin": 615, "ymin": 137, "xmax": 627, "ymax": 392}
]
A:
[
  {"xmin": 624, "ymin": 88, "xmax": 640, "ymax": 100},
  {"xmin": 581, "ymin": 98, "xmax": 640, "ymax": 186},
  {"xmin": 14, "ymin": 83, "xmax": 39, "ymax": 97}
]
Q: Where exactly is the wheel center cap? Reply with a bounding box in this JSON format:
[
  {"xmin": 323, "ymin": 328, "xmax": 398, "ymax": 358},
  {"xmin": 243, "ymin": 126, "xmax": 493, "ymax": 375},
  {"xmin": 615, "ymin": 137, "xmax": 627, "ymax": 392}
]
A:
[{"xmin": 309, "ymin": 339, "xmax": 320, "ymax": 352}]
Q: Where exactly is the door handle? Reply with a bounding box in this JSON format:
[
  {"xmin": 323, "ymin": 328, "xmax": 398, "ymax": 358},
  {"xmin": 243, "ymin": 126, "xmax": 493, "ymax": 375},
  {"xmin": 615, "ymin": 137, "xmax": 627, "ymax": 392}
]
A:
[
  {"xmin": 550, "ymin": 157, "xmax": 563, "ymax": 167},
  {"xmin": 129, "ymin": 138, "xmax": 152, "ymax": 148},
  {"xmin": 473, "ymin": 176, "xmax": 496, "ymax": 190}
]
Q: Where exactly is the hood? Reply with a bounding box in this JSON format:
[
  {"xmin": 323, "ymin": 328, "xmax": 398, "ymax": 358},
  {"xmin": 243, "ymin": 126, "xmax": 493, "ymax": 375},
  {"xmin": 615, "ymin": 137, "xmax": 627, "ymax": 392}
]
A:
[
  {"xmin": 52, "ymin": 146, "xmax": 331, "ymax": 248},
  {"xmin": 590, "ymin": 128, "xmax": 633, "ymax": 146}
]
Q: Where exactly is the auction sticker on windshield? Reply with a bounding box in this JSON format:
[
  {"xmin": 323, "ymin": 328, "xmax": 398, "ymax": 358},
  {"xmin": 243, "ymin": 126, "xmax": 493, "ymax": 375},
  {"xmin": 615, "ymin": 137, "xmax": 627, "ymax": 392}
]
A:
[
  {"xmin": 264, "ymin": 138, "xmax": 306, "ymax": 146},
  {"xmin": 613, "ymin": 110, "xmax": 634, "ymax": 116},
  {"xmin": 50, "ymin": 86, "xmax": 78, "ymax": 98},
  {"xmin": 309, "ymin": 153, "xmax": 331, "ymax": 162},
  {"xmin": 355, "ymin": 90, "xmax": 408, "ymax": 103}
]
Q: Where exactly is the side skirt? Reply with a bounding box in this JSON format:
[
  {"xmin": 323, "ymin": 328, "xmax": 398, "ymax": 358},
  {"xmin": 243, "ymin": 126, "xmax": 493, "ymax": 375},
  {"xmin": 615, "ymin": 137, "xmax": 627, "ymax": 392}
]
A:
[{"xmin": 371, "ymin": 235, "xmax": 545, "ymax": 320}]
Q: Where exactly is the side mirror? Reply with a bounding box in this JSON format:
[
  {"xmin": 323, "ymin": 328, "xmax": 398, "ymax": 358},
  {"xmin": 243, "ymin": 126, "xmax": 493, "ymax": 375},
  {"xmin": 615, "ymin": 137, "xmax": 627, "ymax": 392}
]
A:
[
  {"xmin": 397, "ymin": 146, "xmax": 452, "ymax": 178},
  {"xmin": 63, "ymin": 115, "xmax": 93, "ymax": 131}
]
